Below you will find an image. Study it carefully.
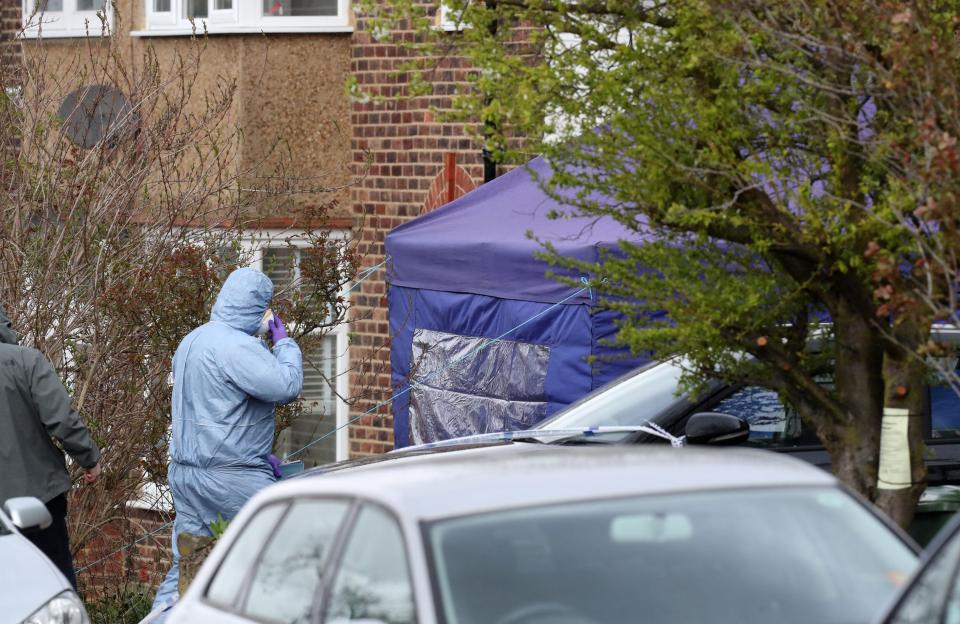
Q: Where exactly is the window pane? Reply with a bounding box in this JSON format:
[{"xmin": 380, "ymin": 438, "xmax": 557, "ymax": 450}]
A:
[
  {"xmin": 714, "ymin": 386, "xmax": 817, "ymax": 447},
  {"xmin": 187, "ymin": 0, "xmax": 208, "ymax": 18},
  {"xmin": 277, "ymin": 338, "xmax": 338, "ymax": 468},
  {"xmin": 931, "ymin": 385, "xmax": 960, "ymax": 438},
  {"xmin": 244, "ymin": 499, "xmax": 350, "ymax": 623},
  {"xmin": 890, "ymin": 529, "xmax": 960, "ymax": 623},
  {"xmin": 538, "ymin": 360, "xmax": 685, "ymax": 436},
  {"xmin": 430, "ymin": 487, "xmax": 916, "ymax": 624},
  {"xmin": 206, "ymin": 503, "xmax": 287, "ymax": 607},
  {"xmin": 153, "ymin": 0, "xmax": 171, "ymax": 10},
  {"xmin": 215, "ymin": 0, "xmax": 233, "ymax": 8},
  {"xmin": 36, "ymin": 0, "xmax": 63, "ymax": 11},
  {"xmin": 263, "ymin": 0, "xmax": 338, "ymax": 17},
  {"xmin": 263, "ymin": 246, "xmax": 298, "ymax": 296},
  {"xmin": 931, "ymin": 361, "xmax": 960, "ymax": 439},
  {"xmin": 326, "ymin": 506, "xmax": 415, "ymax": 624},
  {"xmin": 77, "ymin": 0, "xmax": 106, "ymax": 9},
  {"xmin": 946, "ymin": 560, "xmax": 960, "ymax": 624}
]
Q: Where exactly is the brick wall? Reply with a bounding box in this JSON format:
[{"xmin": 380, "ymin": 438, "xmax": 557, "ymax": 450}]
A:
[
  {"xmin": 349, "ymin": 16, "xmax": 486, "ymax": 456},
  {"xmin": 75, "ymin": 507, "xmax": 173, "ymax": 599},
  {"xmin": 0, "ymin": 0, "xmax": 20, "ymax": 76}
]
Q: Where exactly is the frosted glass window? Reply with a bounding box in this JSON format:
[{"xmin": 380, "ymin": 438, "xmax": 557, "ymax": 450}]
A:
[
  {"xmin": 263, "ymin": 0, "xmax": 337, "ymax": 17},
  {"xmin": 187, "ymin": 0, "xmax": 207, "ymax": 18},
  {"xmin": 36, "ymin": 0, "xmax": 63, "ymax": 11}
]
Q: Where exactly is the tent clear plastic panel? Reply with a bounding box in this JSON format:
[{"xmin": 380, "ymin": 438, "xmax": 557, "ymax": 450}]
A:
[{"xmin": 408, "ymin": 329, "xmax": 550, "ymax": 444}]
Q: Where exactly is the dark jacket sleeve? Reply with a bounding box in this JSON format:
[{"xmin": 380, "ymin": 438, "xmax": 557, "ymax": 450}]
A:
[{"xmin": 26, "ymin": 350, "xmax": 101, "ymax": 469}]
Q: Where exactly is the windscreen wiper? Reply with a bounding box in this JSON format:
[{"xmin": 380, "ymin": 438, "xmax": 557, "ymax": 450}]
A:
[{"xmin": 513, "ymin": 425, "xmax": 684, "ymax": 446}]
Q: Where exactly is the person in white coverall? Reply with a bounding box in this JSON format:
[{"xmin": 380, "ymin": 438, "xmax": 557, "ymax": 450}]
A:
[{"xmin": 149, "ymin": 267, "xmax": 303, "ymax": 620}]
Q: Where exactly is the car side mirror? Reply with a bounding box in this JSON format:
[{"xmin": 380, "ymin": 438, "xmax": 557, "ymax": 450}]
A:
[
  {"xmin": 3, "ymin": 497, "xmax": 52, "ymax": 533},
  {"xmin": 685, "ymin": 412, "xmax": 750, "ymax": 446}
]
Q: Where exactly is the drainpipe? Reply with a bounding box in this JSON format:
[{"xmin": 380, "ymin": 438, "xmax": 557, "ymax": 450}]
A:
[{"xmin": 482, "ymin": 0, "xmax": 500, "ymax": 183}]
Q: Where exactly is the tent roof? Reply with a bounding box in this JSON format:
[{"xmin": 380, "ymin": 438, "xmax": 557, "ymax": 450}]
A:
[{"xmin": 385, "ymin": 156, "xmax": 644, "ymax": 304}]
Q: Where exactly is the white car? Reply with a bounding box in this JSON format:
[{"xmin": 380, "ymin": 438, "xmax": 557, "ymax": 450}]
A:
[
  {"xmin": 0, "ymin": 497, "xmax": 89, "ymax": 624},
  {"xmin": 167, "ymin": 444, "xmax": 917, "ymax": 624}
]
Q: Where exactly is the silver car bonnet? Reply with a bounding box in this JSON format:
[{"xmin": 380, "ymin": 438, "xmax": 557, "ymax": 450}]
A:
[{"xmin": 0, "ymin": 528, "xmax": 72, "ymax": 623}]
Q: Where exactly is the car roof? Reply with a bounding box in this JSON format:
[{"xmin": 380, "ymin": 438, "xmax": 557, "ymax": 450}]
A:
[{"xmin": 259, "ymin": 445, "xmax": 836, "ymax": 521}]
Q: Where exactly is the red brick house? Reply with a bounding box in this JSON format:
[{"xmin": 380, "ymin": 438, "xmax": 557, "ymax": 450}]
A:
[
  {"xmin": 5, "ymin": 0, "xmax": 493, "ymax": 465},
  {"xmin": 1, "ymin": 0, "xmax": 495, "ymax": 594}
]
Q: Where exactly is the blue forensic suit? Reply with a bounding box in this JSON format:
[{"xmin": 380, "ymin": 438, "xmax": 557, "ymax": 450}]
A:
[{"xmin": 150, "ymin": 268, "xmax": 303, "ymax": 617}]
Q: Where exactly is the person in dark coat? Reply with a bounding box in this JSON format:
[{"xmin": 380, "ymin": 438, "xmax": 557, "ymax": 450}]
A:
[{"xmin": 0, "ymin": 304, "xmax": 101, "ymax": 589}]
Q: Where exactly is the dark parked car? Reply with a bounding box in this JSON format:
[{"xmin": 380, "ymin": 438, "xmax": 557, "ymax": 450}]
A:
[{"xmin": 410, "ymin": 349, "xmax": 960, "ymax": 486}]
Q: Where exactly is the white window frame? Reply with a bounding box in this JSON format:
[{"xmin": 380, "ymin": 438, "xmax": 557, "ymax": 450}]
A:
[
  {"xmin": 242, "ymin": 229, "xmax": 352, "ymax": 462},
  {"xmin": 21, "ymin": 0, "xmax": 114, "ymax": 39},
  {"xmin": 438, "ymin": 0, "xmax": 467, "ymax": 32},
  {"xmin": 135, "ymin": 0, "xmax": 352, "ymax": 37}
]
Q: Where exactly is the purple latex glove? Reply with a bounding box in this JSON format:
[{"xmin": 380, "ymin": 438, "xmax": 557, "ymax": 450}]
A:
[
  {"xmin": 267, "ymin": 454, "xmax": 282, "ymax": 479},
  {"xmin": 268, "ymin": 315, "xmax": 288, "ymax": 342}
]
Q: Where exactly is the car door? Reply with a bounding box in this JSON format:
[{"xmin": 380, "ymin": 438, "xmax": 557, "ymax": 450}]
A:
[
  {"xmin": 321, "ymin": 503, "xmax": 418, "ymax": 624},
  {"xmin": 177, "ymin": 497, "xmax": 353, "ymax": 624}
]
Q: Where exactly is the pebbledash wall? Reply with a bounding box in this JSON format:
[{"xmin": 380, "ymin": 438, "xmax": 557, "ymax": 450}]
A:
[
  {"xmin": 2, "ymin": 1, "xmax": 488, "ymax": 461},
  {"xmin": 1, "ymin": 4, "xmax": 495, "ymax": 447},
  {"xmin": 0, "ymin": 0, "xmax": 488, "ymax": 597},
  {"xmin": 347, "ymin": 15, "xmax": 485, "ymax": 456}
]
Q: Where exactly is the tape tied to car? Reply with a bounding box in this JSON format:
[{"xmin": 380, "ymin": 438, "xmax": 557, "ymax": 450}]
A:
[{"xmin": 643, "ymin": 422, "xmax": 685, "ymax": 448}]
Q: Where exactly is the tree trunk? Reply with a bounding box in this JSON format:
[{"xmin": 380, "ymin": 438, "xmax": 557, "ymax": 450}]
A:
[
  {"xmin": 875, "ymin": 321, "xmax": 929, "ymax": 529},
  {"xmin": 814, "ymin": 312, "xmax": 926, "ymax": 528},
  {"xmin": 819, "ymin": 311, "xmax": 885, "ymax": 503}
]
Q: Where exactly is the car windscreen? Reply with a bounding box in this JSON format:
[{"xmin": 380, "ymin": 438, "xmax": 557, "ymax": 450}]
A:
[
  {"xmin": 426, "ymin": 486, "xmax": 916, "ymax": 624},
  {"xmin": 531, "ymin": 359, "xmax": 686, "ymax": 433}
]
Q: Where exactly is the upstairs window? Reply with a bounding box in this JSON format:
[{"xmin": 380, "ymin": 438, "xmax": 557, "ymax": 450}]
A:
[
  {"xmin": 22, "ymin": 0, "xmax": 112, "ymax": 38},
  {"xmin": 140, "ymin": 0, "xmax": 350, "ymax": 35},
  {"xmin": 438, "ymin": 0, "xmax": 467, "ymax": 32}
]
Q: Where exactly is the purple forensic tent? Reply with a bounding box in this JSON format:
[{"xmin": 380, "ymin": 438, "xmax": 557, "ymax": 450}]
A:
[{"xmin": 387, "ymin": 156, "xmax": 652, "ymax": 448}]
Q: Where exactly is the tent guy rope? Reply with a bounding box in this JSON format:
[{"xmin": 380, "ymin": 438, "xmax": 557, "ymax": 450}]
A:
[{"xmin": 76, "ymin": 262, "xmax": 593, "ymax": 576}]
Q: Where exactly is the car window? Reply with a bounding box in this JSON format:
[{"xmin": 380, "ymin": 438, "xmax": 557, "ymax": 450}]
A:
[
  {"xmin": 709, "ymin": 386, "xmax": 819, "ymax": 448},
  {"xmin": 325, "ymin": 504, "xmax": 415, "ymax": 624},
  {"xmin": 946, "ymin": 565, "xmax": 960, "ymax": 624},
  {"xmin": 205, "ymin": 502, "xmax": 288, "ymax": 608},
  {"xmin": 931, "ymin": 384, "xmax": 960, "ymax": 439},
  {"xmin": 535, "ymin": 360, "xmax": 686, "ymax": 431},
  {"xmin": 930, "ymin": 360, "xmax": 960, "ymax": 439},
  {"xmin": 242, "ymin": 499, "xmax": 351, "ymax": 624},
  {"xmin": 428, "ymin": 486, "xmax": 915, "ymax": 624},
  {"xmin": 889, "ymin": 526, "xmax": 960, "ymax": 623}
]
